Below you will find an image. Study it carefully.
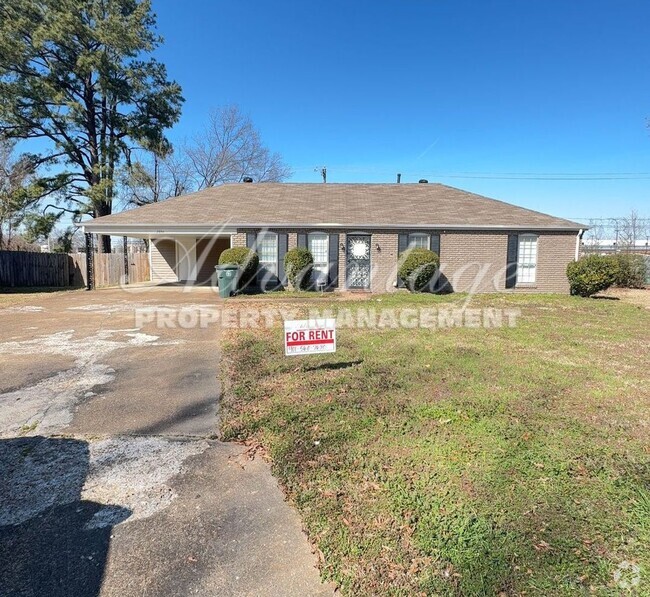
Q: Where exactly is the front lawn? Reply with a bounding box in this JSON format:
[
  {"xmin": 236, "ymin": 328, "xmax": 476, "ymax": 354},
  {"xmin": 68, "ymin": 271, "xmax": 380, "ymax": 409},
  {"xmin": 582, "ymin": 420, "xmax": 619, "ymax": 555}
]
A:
[{"xmin": 220, "ymin": 293, "xmax": 650, "ymax": 595}]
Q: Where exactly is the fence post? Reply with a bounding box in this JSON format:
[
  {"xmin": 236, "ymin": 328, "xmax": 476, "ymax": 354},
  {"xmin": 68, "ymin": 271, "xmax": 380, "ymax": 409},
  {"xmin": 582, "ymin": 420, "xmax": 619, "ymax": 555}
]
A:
[
  {"xmin": 123, "ymin": 236, "xmax": 129, "ymax": 285},
  {"xmin": 85, "ymin": 233, "xmax": 94, "ymax": 290}
]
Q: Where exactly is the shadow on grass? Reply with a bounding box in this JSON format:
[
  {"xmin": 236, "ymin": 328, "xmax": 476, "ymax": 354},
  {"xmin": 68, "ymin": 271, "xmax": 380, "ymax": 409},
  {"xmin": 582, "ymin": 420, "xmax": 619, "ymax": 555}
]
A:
[{"xmin": 302, "ymin": 360, "xmax": 363, "ymax": 372}]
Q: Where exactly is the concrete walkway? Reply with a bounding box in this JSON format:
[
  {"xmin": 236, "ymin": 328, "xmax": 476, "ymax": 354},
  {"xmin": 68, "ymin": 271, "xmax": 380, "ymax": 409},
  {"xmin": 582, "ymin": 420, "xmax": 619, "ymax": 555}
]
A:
[{"xmin": 0, "ymin": 287, "xmax": 332, "ymax": 597}]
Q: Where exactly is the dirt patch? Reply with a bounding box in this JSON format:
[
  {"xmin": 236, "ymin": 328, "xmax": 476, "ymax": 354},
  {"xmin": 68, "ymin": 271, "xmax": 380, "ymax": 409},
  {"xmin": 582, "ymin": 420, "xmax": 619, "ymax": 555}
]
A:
[{"xmin": 599, "ymin": 287, "xmax": 650, "ymax": 308}]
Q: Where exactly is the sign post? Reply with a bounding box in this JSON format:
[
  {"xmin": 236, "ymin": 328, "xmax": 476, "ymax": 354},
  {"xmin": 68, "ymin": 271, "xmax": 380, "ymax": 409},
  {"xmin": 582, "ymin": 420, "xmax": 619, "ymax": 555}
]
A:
[{"xmin": 284, "ymin": 319, "xmax": 336, "ymax": 356}]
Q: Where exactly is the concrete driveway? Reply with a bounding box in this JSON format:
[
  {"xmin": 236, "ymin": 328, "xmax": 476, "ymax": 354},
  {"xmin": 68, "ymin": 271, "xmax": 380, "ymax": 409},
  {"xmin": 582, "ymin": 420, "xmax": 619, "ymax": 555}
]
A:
[{"xmin": 0, "ymin": 287, "xmax": 332, "ymax": 597}]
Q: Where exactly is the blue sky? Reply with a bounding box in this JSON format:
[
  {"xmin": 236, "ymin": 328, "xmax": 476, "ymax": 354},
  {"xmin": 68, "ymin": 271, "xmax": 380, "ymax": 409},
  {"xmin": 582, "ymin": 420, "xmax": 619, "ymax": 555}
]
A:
[
  {"xmin": 139, "ymin": 2, "xmax": 649, "ymax": 220},
  {"xmin": 149, "ymin": 0, "xmax": 650, "ymax": 221}
]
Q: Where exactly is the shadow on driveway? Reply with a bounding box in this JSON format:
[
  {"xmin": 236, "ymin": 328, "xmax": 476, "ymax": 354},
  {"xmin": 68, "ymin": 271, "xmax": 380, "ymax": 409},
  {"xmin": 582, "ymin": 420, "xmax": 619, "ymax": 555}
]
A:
[{"xmin": 0, "ymin": 437, "xmax": 130, "ymax": 597}]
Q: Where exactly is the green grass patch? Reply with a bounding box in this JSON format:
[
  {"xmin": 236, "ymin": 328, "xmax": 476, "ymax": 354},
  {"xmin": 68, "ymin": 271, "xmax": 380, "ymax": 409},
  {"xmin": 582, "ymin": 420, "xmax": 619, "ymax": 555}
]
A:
[{"xmin": 220, "ymin": 293, "xmax": 650, "ymax": 595}]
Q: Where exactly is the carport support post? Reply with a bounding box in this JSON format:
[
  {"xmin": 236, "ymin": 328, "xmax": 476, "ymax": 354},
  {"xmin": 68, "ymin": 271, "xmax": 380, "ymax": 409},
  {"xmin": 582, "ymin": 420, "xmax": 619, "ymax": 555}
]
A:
[
  {"xmin": 123, "ymin": 236, "xmax": 129, "ymax": 285},
  {"xmin": 84, "ymin": 232, "xmax": 94, "ymax": 290}
]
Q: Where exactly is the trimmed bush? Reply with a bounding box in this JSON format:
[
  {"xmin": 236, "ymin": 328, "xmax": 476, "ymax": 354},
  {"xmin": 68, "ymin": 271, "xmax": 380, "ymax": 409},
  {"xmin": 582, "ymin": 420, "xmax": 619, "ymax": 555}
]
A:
[
  {"xmin": 284, "ymin": 247, "xmax": 314, "ymax": 290},
  {"xmin": 611, "ymin": 253, "xmax": 647, "ymax": 289},
  {"xmin": 218, "ymin": 247, "xmax": 259, "ymax": 288},
  {"xmin": 398, "ymin": 248, "xmax": 440, "ymax": 292},
  {"xmin": 566, "ymin": 255, "xmax": 617, "ymax": 297}
]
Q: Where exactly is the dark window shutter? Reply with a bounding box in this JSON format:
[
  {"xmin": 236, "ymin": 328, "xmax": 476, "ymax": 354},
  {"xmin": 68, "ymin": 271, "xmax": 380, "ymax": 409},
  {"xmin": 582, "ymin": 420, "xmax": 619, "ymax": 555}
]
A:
[
  {"xmin": 243, "ymin": 232, "xmax": 259, "ymax": 289},
  {"xmin": 397, "ymin": 233, "xmax": 409, "ymax": 288},
  {"xmin": 327, "ymin": 233, "xmax": 339, "ymax": 288},
  {"xmin": 430, "ymin": 232, "xmax": 441, "ymax": 292},
  {"xmin": 506, "ymin": 234, "xmax": 518, "ymax": 289},
  {"xmin": 430, "ymin": 233, "xmax": 440, "ymax": 256},
  {"xmin": 398, "ymin": 233, "xmax": 409, "ymax": 255},
  {"xmin": 297, "ymin": 233, "xmax": 307, "ymax": 248},
  {"xmin": 278, "ymin": 233, "xmax": 288, "ymax": 288}
]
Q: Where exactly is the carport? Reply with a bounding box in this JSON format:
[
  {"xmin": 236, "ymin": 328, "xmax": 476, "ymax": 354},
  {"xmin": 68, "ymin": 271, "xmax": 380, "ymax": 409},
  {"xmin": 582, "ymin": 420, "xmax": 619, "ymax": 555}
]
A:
[{"xmin": 78, "ymin": 221, "xmax": 236, "ymax": 288}]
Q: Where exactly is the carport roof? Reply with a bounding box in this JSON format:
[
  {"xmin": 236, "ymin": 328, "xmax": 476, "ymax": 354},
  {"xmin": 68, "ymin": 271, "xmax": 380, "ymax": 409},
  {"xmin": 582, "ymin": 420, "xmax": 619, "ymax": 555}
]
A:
[{"xmin": 80, "ymin": 183, "xmax": 586, "ymax": 233}]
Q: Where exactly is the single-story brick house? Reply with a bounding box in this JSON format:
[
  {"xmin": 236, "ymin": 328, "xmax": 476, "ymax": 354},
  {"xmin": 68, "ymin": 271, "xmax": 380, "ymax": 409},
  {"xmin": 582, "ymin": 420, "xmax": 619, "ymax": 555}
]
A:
[{"xmin": 81, "ymin": 182, "xmax": 586, "ymax": 293}]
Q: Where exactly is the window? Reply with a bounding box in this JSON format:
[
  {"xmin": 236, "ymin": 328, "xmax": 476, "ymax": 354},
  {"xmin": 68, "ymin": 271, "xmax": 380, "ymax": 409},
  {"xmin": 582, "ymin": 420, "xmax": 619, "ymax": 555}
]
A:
[
  {"xmin": 258, "ymin": 232, "xmax": 278, "ymax": 276},
  {"xmin": 308, "ymin": 232, "xmax": 329, "ymax": 284},
  {"xmin": 408, "ymin": 233, "xmax": 430, "ymax": 250},
  {"xmin": 517, "ymin": 234, "xmax": 538, "ymax": 284}
]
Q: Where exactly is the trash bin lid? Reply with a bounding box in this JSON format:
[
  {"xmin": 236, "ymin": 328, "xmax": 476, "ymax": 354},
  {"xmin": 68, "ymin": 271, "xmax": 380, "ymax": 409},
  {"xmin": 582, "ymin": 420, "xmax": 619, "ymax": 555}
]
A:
[{"xmin": 215, "ymin": 264, "xmax": 239, "ymax": 271}]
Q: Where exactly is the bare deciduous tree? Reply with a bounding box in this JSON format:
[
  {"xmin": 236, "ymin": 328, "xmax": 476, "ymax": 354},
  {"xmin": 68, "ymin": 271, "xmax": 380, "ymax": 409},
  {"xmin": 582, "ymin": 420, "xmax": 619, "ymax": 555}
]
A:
[
  {"xmin": 123, "ymin": 105, "xmax": 292, "ymax": 208},
  {"xmin": 617, "ymin": 210, "xmax": 648, "ymax": 251},
  {"xmin": 123, "ymin": 144, "xmax": 192, "ymax": 207},
  {"xmin": 186, "ymin": 105, "xmax": 292, "ymax": 189}
]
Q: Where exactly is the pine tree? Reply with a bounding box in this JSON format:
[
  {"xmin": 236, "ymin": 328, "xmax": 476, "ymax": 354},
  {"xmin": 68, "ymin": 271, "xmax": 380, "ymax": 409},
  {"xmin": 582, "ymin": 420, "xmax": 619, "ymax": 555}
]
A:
[{"xmin": 0, "ymin": 0, "xmax": 183, "ymax": 252}]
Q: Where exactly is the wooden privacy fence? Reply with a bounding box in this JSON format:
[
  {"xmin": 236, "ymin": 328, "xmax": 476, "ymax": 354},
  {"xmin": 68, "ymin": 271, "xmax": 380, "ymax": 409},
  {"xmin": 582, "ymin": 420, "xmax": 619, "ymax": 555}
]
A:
[
  {"xmin": 1, "ymin": 251, "xmax": 150, "ymax": 288},
  {"xmin": 0, "ymin": 251, "xmax": 73, "ymax": 287},
  {"xmin": 93, "ymin": 252, "xmax": 150, "ymax": 287}
]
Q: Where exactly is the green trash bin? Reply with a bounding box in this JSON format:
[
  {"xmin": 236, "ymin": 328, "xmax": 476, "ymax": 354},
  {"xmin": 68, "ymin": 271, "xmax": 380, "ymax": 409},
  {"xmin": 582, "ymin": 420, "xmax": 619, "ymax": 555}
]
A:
[{"xmin": 215, "ymin": 264, "xmax": 240, "ymax": 298}]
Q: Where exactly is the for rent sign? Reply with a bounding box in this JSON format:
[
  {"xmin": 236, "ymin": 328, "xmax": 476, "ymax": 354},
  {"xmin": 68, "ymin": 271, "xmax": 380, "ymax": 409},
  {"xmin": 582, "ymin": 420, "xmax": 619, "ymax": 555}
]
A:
[{"xmin": 284, "ymin": 319, "xmax": 336, "ymax": 356}]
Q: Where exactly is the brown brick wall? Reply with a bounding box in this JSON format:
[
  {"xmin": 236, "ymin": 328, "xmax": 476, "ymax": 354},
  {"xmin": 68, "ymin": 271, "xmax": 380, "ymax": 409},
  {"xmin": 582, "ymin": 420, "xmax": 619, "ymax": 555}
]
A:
[
  {"xmin": 527, "ymin": 232, "xmax": 575, "ymax": 293},
  {"xmin": 438, "ymin": 230, "xmax": 575, "ymax": 293},
  {"xmin": 231, "ymin": 232, "xmax": 246, "ymax": 248},
  {"xmin": 234, "ymin": 228, "xmax": 577, "ymax": 294},
  {"xmin": 440, "ymin": 231, "xmax": 507, "ymax": 293}
]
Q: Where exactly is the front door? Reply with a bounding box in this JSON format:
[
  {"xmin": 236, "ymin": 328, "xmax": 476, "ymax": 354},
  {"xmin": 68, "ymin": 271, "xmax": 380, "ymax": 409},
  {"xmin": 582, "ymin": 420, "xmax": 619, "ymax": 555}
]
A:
[{"xmin": 346, "ymin": 234, "xmax": 371, "ymax": 290}]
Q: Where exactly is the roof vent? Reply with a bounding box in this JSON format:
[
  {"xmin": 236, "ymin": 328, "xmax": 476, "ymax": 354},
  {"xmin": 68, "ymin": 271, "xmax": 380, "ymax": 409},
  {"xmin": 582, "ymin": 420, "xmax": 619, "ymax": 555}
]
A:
[
  {"xmin": 418, "ymin": 179, "xmax": 428, "ymax": 184},
  {"xmin": 242, "ymin": 176, "xmax": 253, "ymax": 183}
]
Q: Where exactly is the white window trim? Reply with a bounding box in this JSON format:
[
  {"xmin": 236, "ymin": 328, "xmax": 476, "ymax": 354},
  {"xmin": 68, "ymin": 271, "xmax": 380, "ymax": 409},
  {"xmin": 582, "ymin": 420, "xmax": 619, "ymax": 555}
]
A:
[
  {"xmin": 516, "ymin": 234, "xmax": 538, "ymax": 286},
  {"xmin": 257, "ymin": 231, "xmax": 278, "ymax": 275},
  {"xmin": 408, "ymin": 232, "xmax": 430, "ymax": 250},
  {"xmin": 308, "ymin": 232, "xmax": 329, "ymax": 284}
]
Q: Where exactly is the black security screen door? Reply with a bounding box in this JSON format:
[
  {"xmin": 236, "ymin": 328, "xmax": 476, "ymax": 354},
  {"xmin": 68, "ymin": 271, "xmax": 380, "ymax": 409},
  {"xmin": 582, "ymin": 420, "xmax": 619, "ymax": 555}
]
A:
[{"xmin": 346, "ymin": 234, "xmax": 371, "ymax": 289}]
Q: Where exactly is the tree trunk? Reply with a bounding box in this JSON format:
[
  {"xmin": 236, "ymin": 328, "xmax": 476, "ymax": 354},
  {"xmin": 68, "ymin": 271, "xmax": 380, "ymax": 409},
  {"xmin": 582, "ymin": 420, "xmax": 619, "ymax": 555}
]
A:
[{"xmin": 95, "ymin": 200, "xmax": 112, "ymax": 253}]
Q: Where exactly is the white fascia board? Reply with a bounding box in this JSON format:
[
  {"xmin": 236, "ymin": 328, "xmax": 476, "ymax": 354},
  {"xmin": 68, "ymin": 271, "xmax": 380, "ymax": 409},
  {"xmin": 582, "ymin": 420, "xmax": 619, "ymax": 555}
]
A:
[
  {"xmin": 78, "ymin": 223, "xmax": 237, "ymax": 236},
  {"xmin": 78, "ymin": 221, "xmax": 585, "ymax": 233},
  {"xmin": 231, "ymin": 223, "xmax": 586, "ymax": 232}
]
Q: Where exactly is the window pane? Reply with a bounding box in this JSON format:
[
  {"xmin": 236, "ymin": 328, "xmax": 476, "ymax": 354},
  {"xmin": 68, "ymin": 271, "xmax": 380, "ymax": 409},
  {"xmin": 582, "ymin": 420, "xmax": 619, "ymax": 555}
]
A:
[
  {"xmin": 258, "ymin": 234, "xmax": 277, "ymax": 265},
  {"xmin": 308, "ymin": 234, "xmax": 329, "ymax": 265},
  {"xmin": 309, "ymin": 233, "xmax": 329, "ymax": 284},
  {"xmin": 408, "ymin": 233, "xmax": 429, "ymax": 249},
  {"xmin": 517, "ymin": 235, "xmax": 537, "ymax": 284}
]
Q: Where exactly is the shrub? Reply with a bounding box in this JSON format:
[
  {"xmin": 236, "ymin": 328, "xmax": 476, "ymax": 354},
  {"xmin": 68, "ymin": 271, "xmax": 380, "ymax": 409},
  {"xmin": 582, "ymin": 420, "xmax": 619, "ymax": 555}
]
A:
[
  {"xmin": 566, "ymin": 255, "xmax": 617, "ymax": 297},
  {"xmin": 284, "ymin": 247, "xmax": 314, "ymax": 290},
  {"xmin": 218, "ymin": 247, "xmax": 259, "ymax": 288},
  {"xmin": 398, "ymin": 248, "xmax": 440, "ymax": 292},
  {"xmin": 610, "ymin": 253, "xmax": 647, "ymax": 288}
]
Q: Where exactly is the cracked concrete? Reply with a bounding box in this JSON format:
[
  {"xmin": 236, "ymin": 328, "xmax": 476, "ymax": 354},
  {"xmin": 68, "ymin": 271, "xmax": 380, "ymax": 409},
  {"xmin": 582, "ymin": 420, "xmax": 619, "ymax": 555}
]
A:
[{"xmin": 0, "ymin": 287, "xmax": 332, "ymax": 597}]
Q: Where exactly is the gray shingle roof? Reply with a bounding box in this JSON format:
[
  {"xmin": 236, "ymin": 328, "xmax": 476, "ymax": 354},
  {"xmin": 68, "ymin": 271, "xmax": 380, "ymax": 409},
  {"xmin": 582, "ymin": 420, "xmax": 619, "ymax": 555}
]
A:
[{"xmin": 83, "ymin": 183, "xmax": 585, "ymax": 230}]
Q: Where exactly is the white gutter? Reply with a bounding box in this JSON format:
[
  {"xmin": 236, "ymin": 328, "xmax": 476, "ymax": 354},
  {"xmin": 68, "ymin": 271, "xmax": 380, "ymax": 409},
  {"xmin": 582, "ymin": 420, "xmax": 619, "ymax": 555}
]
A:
[
  {"xmin": 575, "ymin": 228, "xmax": 585, "ymax": 260},
  {"xmin": 78, "ymin": 222, "xmax": 586, "ymax": 234},
  {"xmin": 78, "ymin": 224, "xmax": 238, "ymax": 236}
]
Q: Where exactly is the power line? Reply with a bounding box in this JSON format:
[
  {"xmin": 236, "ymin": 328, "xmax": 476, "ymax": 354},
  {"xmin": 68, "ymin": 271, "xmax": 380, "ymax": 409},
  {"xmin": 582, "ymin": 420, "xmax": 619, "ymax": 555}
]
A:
[
  {"xmin": 291, "ymin": 167, "xmax": 650, "ymax": 181},
  {"xmin": 432, "ymin": 175, "xmax": 650, "ymax": 181}
]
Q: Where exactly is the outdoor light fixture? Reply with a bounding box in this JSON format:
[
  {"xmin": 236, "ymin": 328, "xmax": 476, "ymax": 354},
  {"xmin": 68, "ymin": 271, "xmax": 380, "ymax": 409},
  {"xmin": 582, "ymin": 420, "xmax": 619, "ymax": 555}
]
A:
[
  {"xmin": 376, "ymin": 244, "xmax": 381, "ymax": 252},
  {"xmin": 340, "ymin": 242, "xmax": 345, "ymax": 253}
]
